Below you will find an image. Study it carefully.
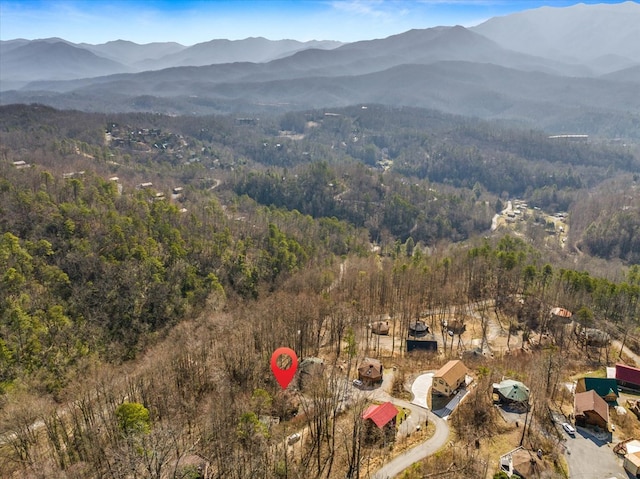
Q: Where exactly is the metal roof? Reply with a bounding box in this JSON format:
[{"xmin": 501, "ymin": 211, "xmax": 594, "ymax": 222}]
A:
[{"xmin": 362, "ymin": 401, "xmax": 398, "ymax": 429}]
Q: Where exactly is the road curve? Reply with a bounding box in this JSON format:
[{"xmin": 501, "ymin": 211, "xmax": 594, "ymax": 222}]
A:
[
  {"xmin": 371, "ymin": 409, "xmax": 449, "ymax": 479},
  {"xmin": 369, "ymin": 371, "xmax": 450, "ymax": 479}
]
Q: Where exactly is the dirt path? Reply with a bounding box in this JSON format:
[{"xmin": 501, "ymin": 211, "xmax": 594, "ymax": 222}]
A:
[{"xmin": 612, "ymin": 339, "xmax": 640, "ymax": 366}]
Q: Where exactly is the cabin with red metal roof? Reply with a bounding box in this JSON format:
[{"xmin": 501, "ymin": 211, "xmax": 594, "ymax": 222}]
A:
[{"xmin": 361, "ymin": 401, "xmax": 398, "ymax": 444}]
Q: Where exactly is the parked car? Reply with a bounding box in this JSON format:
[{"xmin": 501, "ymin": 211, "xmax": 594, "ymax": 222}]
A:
[
  {"xmin": 352, "ymin": 379, "xmax": 364, "ymax": 388},
  {"xmin": 287, "ymin": 432, "xmax": 301, "ymax": 445},
  {"xmin": 562, "ymin": 422, "xmax": 576, "ymax": 436}
]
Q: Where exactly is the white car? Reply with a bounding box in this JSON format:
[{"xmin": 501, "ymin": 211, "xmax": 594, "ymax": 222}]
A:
[
  {"xmin": 562, "ymin": 422, "xmax": 576, "ymax": 436},
  {"xmin": 287, "ymin": 432, "xmax": 301, "ymax": 445},
  {"xmin": 352, "ymin": 379, "xmax": 364, "ymax": 388}
]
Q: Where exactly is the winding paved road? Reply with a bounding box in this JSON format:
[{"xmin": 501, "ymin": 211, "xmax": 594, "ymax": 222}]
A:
[
  {"xmin": 371, "ymin": 409, "xmax": 449, "ymax": 479},
  {"xmin": 369, "ymin": 371, "xmax": 450, "ymax": 479}
]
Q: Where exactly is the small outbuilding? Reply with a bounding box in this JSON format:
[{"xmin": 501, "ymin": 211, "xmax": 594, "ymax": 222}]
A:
[
  {"xmin": 371, "ymin": 321, "xmax": 390, "ymax": 335},
  {"xmin": 620, "ymin": 439, "xmax": 640, "ymax": 477},
  {"xmin": 358, "ymin": 358, "xmax": 383, "ymax": 387},
  {"xmin": 625, "ymin": 452, "xmax": 640, "ymax": 478}
]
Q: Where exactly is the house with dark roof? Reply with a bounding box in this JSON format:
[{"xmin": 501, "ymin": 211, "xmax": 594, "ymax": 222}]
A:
[
  {"xmin": 361, "ymin": 401, "xmax": 398, "ymax": 444},
  {"xmin": 574, "ymin": 389, "xmax": 610, "ymax": 430},
  {"xmin": 575, "ymin": 377, "xmax": 619, "ymax": 404},
  {"xmin": 358, "ymin": 358, "xmax": 383, "ymax": 387},
  {"xmin": 616, "ymin": 363, "xmax": 640, "ymax": 390},
  {"xmin": 296, "ymin": 357, "xmax": 325, "ymax": 391},
  {"xmin": 406, "ymin": 335, "xmax": 438, "ymax": 353},
  {"xmin": 433, "ymin": 360, "xmax": 468, "ymax": 397}
]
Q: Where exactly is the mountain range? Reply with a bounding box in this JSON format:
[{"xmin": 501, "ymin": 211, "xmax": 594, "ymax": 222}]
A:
[
  {"xmin": 1, "ymin": 1, "xmax": 639, "ymax": 138},
  {"xmin": 0, "ymin": 36, "xmax": 343, "ymax": 88}
]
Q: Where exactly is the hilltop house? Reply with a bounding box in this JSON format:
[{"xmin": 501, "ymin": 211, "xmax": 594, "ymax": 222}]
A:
[
  {"xmin": 550, "ymin": 307, "xmax": 572, "ymax": 325},
  {"xmin": 432, "ymin": 360, "xmax": 468, "ymax": 397}
]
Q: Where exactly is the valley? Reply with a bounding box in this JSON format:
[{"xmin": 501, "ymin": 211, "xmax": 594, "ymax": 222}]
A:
[
  {"xmin": 1, "ymin": 2, "xmax": 640, "ymax": 478},
  {"xmin": 0, "ymin": 102, "xmax": 639, "ymax": 479}
]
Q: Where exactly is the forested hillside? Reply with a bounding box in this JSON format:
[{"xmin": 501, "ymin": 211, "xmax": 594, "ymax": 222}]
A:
[{"xmin": 1, "ymin": 104, "xmax": 639, "ymax": 478}]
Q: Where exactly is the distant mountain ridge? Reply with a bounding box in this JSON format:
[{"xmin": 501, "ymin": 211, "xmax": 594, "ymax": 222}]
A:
[
  {"xmin": 80, "ymin": 40, "xmax": 186, "ymax": 66},
  {"xmin": 471, "ymin": 1, "xmax": 640, "ymax": 74},
  {"xmin": 1, "ymin": 2, "xmax": 639, "ymax": 138},
  {"xmin": 0, "ymin": 36, "xmax": 343, "ymax": 88},
  {"xmin": 1, "ymin": 40, "xmax": 131, "ymax": 82}
]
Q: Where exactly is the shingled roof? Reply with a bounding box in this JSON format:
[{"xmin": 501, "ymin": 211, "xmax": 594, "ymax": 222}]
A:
[
  {"xmin": 574, "ymin": 389, "xmax": 609, "ymax": 424},
  {"xmin": 358, "ymin": 358, "xmax": 383, "ymax": 381},
  {"xmin": 434, "ymin": 360, "xmax": 468, "ymax": 388}
]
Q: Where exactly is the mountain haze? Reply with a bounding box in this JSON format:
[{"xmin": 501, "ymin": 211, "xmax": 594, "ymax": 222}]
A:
[
  {"xmin": 133, "ymin": 37, "xmax": 342, "ymax": 71},
  {"xmin": 0, "ymin": 41, "xmax": 130, "ymax": 83},
  {"xmin": 0, "ymin": 37, "xmax": 342, "ymax": 88},
  {"xmin": 80, "ymin": 39, "xmax": 186, "ymax": 66},
  {"xmin": 471, "ymin": 1, "xmax": 640, "ymax": 74},
  {"xmin": 1, "ymin": 2, "xmax": 639, "ymax": 137}
]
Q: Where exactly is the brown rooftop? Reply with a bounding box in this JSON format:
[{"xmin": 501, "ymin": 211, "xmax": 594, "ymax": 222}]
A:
[
  {"xmin": 434, "ymin": 360, "xmax": 468, "ymax": 387},
  {"xmin": 358, "ymin": 358, "xmax": 383, "ymax": 381},
  {"xmin": 574, "ymin": 389, "xmax": 609, "ymax": 423}
]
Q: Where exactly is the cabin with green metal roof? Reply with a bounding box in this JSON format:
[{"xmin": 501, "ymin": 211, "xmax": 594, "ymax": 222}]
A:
[{"xmin": 575, "ymin": 377, "xmax": 619, "ymax": 405}]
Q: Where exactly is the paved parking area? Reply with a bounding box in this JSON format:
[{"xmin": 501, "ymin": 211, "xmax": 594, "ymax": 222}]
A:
[{"xmin": 564, "ymin": 426, "xmax": 626, "ymax": 479}]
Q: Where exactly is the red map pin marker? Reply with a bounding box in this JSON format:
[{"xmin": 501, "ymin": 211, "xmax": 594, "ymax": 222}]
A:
[{"xmin": 271, "ymin": 347, "xmax": 298, "ymax": 390}]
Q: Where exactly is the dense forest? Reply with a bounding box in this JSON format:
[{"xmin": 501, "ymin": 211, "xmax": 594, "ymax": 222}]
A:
[{"xmin": 1, "ymin": 104, "xmax": 639, "ymax": 478}]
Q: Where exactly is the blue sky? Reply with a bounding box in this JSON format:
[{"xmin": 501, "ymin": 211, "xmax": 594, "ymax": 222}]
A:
[{"xmin": 0, "ymin": 0, "xmax": 632, "ymax": 45}]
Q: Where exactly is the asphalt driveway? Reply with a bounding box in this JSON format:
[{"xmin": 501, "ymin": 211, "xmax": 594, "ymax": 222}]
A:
[{"xmin": 564, "ymin": 426, "xmax": 626, "ymax": 479}]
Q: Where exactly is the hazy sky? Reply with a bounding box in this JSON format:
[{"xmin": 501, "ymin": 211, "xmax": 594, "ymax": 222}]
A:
[{"xmin": 0, "ymin": 0, "xmax": 632, "ymax": 45}]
